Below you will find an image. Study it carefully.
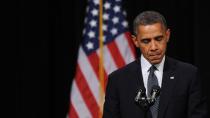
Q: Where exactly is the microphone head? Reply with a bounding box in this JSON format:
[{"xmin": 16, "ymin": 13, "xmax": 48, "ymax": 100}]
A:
[
  {"xmin": 152, "ymin": 85, "xmax": 160, "ymax": 90},
  {"xmin": 150, "ymin": 85, "xmax": 161, "ymax": 95},
  {"xmin": 134, "ymin": 87, "xmax": 146, "ymax": 102},
  {"xmin": 138, "ymin": 86, "xmax": 146, "ymax": 92}
]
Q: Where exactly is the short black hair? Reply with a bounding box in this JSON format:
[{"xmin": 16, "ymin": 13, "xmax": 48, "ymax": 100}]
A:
[{"xmin": 133, "ymin": 11, "xmax": 168, "ymax": 35}]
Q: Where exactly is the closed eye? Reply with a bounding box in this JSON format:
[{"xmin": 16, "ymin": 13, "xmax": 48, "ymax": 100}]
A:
[
  {"xmin": 141, "ymin": 39, "xmax": 150, "ymax": 44},
  {"xmin": 155, "ymin": 36, "xmax": 163, "ymax": 41}
]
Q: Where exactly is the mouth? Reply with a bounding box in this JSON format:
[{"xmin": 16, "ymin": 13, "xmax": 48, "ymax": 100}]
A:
[
  {"xmin": 149, "ymin": 54, "xmax": 161, "ymax": 58},
  {"xmin": 148, "ymin": 54, "xmax": 162, "ymax": 61}
]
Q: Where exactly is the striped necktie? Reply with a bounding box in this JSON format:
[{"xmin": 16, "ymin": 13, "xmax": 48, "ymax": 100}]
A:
[{"xmin": 147, "ymin": 65, "xmax": 160, "ymax": 118}]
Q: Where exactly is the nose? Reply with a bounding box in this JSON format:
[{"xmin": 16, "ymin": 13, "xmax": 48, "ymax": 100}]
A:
[{"xmin": 150, "ymin": 40, "xmax": 158, "ymax": 51}]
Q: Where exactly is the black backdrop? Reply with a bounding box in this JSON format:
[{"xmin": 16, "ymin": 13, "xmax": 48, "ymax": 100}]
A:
[{"xmin": 17, "ymin": 0, "xmax": 210, "ymax": 118}]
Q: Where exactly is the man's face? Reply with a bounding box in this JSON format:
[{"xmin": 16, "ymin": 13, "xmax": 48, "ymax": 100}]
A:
[{"xmin": 132, "ymin": 23, "xmax": 170, "ymax": 64}]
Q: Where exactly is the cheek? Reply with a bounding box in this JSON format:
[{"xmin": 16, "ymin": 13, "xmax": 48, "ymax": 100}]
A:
[
  {"xmin": 157, "ymin": 41, "xmax": 167, "ymax": 50},
  {"xmin": 139, "ymin": 46, "xmax": 149, "ymax": 54},
  {"xmin": 160, "ymin": 43, "xmax": 167, "ymax": 51}
]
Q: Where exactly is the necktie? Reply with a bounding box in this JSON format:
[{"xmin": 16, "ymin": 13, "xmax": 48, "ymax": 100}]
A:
[{"xmin": 147, "ymin": 65, "xmax": 159, "ymax": 118}]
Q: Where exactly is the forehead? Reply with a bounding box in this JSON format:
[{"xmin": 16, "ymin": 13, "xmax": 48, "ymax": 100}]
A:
[{"xmin": 137, "ymin": 23, "xmax": 165, "ymax": 38}]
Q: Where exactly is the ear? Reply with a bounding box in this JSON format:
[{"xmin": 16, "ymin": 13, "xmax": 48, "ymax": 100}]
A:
[
  {"xmin": 166, "ymin": 29, "xmax": 170, "ymax": 42},
  {"xmin": 132, "ymin": 35, "xmax": 140, "ymax": 47}
]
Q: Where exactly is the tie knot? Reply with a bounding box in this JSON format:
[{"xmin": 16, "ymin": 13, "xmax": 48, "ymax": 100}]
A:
[{"xmin": 149, "ymin": 65, "xmax": 157, "ymax": 73}]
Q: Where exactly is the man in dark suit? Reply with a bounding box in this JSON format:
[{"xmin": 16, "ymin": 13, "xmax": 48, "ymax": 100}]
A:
[{"xmin": 103, "ymin": 11, "xmax": 208, "ymax": 118}]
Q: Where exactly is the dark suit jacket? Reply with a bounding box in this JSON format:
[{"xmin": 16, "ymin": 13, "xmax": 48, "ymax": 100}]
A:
[{"xmin": 103, "ymin": 57, "xmax": 208, "ymax": 118}]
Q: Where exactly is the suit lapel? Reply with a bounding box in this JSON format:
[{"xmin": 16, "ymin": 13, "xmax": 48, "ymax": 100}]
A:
[
  {"xmin": 128, "ymin": 59, "xmax": 145, "ymax": 98},
  {"xmin": 158, "ymin": 57, "xmax": 177, "ymax": 118},
  {"xmin": 133, "ymin": 58, "xmax": 154, "ymax": 118},
  {"xmin": 134, "ymin": 58, "xmax": 146, "ymax": 89}
]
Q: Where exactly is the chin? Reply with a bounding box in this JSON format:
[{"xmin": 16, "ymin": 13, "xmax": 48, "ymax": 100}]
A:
[{"xmin": 150, "ymin": 59, "xmax": 161, "ymax": 64}]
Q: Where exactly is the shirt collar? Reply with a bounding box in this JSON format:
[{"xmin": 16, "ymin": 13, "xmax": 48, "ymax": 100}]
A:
[{"xmin": 141, "ymin": 55, "xmax": 165, "ymax": 72}]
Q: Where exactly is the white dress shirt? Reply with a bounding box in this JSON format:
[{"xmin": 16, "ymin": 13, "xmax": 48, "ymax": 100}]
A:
[{"xmin": 140, "ymin": 55, "xmax": 165, "ymax": 95}]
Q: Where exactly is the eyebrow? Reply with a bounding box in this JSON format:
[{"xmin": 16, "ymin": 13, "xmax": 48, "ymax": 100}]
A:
[
  {"xmin": 154, "ymin": 35, "xmax": 164, "ymax": 39},
  {"xmin": 141, "ymin": 35, "xmax": 164, "ymax": 40}
]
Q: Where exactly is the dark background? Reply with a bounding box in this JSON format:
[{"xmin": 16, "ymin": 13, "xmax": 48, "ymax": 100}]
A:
[{"xmin": 16, "ymin": 0, "xmax": 210, "ymax": 118}]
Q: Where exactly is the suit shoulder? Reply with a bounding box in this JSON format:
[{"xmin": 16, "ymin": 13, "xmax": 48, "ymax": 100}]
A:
[
  {"xmin": 168, "ymin": 57, "xmax": 198, "ymax": 71},
  {"xmin": 109, "ymin": 60, "xmax": 138, "ymax": 78}
]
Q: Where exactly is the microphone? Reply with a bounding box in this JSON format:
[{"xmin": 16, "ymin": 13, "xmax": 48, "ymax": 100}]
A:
[
  {"xmin": 148, "ymin": 85, "xmax": 161, "ymax": 106},
  {"xmin": 135, "ymin": 87, "xmax": 150, "ymax": 110},
  {"xmin": 134, "ymin": 86, "xmax": 161, "ymax": 110},
  {"xmin": 135, "ymin": 87, "xmax": 146, "ymax": 102}
]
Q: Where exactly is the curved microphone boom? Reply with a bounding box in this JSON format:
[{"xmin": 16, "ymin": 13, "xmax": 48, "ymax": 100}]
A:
[
  {"xmin": 135, "ymin": 86, "xmax": 161, "ymax": 110},
  {"xmin": 135, "ymin": 87, "xmax": 150, "ymax": 110},
  {"xmin": 135, "ymin": 87, "xmax": 145, "ymax": 102},
  {"xmin": 148, "ymin": 85, "xmax": 161, "ymax": 105}
]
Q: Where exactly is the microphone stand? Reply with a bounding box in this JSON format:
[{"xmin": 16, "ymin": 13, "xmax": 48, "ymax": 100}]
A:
[
  {"xmin": 144, "ymin": 108, "xmax": 149, "ymax": 118},
  {"xmin": 135, "ymin": 86, "xmax": 160, "ymax": 118},
  {"xmin": 135, "ymin": 96, "xmax": 150, "ymax": 118}
]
